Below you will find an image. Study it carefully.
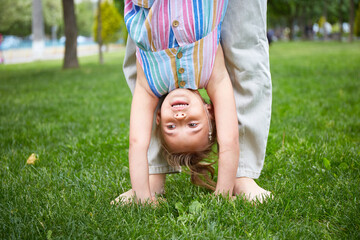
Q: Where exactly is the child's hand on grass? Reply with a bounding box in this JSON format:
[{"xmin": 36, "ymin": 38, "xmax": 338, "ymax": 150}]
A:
[
  {"xmin": 111, "ymin": 175, "xmax": 166, "ymax": 206},
  {"xmin": 110, "ymin": 189, "xmax": 165, "ymax": 206},
  {"xmin": 110, "ymin": 189, "xmax": 135, "ymax": 205}
]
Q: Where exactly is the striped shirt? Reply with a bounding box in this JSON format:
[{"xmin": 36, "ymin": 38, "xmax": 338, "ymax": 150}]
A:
[{"xmin": 125, "ymin": 0, "xmax": 228, "ymax": 97}]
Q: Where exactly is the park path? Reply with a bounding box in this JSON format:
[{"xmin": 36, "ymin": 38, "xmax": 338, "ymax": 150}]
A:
[{"xmin": 1, "ymin": 44, "xmax": 123, "ymax": 64}]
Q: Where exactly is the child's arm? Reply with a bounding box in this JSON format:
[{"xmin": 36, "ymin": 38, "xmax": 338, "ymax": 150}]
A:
[
  {"xmin": 128, "ymin": 61, "xmax": 159, "ymax": 203},
  {"xmin": 206, "ymin": 44, "xmax": 239, "ymax": 197}
]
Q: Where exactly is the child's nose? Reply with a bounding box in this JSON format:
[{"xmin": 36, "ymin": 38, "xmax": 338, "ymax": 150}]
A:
[{"xmin": 174, "ymin": 112, "xmax": 186, "ymax": 119}]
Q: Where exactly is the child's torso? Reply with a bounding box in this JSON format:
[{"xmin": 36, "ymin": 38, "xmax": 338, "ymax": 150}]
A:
[{"xmin": 125, "ymin": 0, "xmax": 228, "ymax": 97}]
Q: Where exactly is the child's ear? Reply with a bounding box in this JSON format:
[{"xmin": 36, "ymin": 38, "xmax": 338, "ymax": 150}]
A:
[
  {"xmin": 206, "ymin": 104, "xmax": 215, "ymax": 119},
  {"xmin": 156, "ymin": 110, "xmax": 161, "ymax": 125}
]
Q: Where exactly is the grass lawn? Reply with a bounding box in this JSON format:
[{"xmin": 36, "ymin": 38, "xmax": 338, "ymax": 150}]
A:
[{"xmin": 1, "ymin": 41, "xmax": 359, "ymax": 239}]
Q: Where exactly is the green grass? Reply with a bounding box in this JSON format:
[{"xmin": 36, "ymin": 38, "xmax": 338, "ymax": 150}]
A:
[{"xmin": 0, "ymin": 41, "xmax": 359, "ymax": 239}]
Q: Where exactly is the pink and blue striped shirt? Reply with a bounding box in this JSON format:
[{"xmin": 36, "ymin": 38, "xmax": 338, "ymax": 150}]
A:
[{"xmin": 125, "ymin": 0, "xmax": 228, "ymax": 97}]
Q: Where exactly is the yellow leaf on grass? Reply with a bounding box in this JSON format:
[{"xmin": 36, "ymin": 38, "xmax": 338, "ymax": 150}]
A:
[{"xmin": 26, "ymin": 153, "xmax": 39, "ymax": 165}]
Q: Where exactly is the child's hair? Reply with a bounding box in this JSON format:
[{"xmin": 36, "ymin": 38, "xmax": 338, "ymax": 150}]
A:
[{"xmin": 156, "ymin": 96, "xmax": 218, "ymax": 191}]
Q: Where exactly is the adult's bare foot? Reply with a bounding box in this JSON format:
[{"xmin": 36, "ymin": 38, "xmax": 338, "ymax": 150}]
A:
[{"xmin": 233, "ymin": 177, "xmax": 272, "ymax": 203}]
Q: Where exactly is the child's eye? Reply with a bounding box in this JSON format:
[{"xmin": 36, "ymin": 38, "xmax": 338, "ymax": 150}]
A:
[
  {"xmin": 188, "ymin": 123, "xmax": 198, "ymax": 128},
  {"xmin": 167, "ymin": 124, "xmax": 176, "ymax": 129}
]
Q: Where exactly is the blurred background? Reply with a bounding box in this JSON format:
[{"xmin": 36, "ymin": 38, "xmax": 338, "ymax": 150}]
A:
[
  {"xmin": 0, "ymin": 0, "xmax": 126, "ymax": 65},
  {"xmin": 267, "ymin": 0, "xmax": 359, "ymax": 43},
  {"xmin": 0, "ymin": 0, "xmax": 359, "ymax": 65}
]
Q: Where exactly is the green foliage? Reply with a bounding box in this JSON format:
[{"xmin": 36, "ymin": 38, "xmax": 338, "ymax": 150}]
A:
[
  {"xmin": 268, "ymin": 0, "xmax": 347, "ymax": 25},
  {"xmin": 0, "ymin": 0, "xmax": 93, "ymax": 38},
  {"xmin": 42, "ymin": 0, "xmax": 63, "ymax": 35},
  {"xmin": 93, "ymin": 1, "xmax": 123, "ymax": 45},
  {"xmin": 268, "ymin": 0, "xmax": 322, "ymax": 39},
  {"xmin": 0, "ymin": 42, "xmax": 359, "ymax": 238},
  {"xmin": 355, "ymin": 3, "xmax": 360, "ymax": 36},
  {"xmin": 76, "ymin": 0, "xmax": 95, "ymax": 37},
  {"xmin": 0, "ymin": 0, "xmax": 32, "ymax": 36},
  {"xmin": 0, "ymin": 0, "xmax": 62, "ymax": 37},
  {"xmin": 114, "ymin": 0, "xmax": 128, "ymax": 44},
  {"xmin": 113, "ymin": 0, "xmax": 124, "ymax": 15},
  {"xmin": 267, "ymin": 0, "xmax": 353, "ymax": 39},
  {"xmin": 324, "ymin": 0, "xmax": 348, "ymax": 24}
]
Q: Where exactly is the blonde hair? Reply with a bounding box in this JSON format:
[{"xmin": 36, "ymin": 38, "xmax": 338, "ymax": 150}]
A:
[{"xmin": 156, "ymin": 100, "xmax": 218, "ymax": 191}]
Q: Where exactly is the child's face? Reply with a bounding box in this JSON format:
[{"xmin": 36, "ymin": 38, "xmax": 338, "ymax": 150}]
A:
[{"xmin": 157, "ymin": 89, "xmax": 211, "ymax": 153}]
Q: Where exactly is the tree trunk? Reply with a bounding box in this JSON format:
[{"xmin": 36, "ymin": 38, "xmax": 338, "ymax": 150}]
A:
[
  {"xmin": 323, "ymin": 1, "xmax": 328, "ymax": 40},
  {"xmin": 62, "ymin": 0, "xmax": 79, "ymax": 69},
  {"xmin": 287, "ymin": 18, "xmax": 295, "ymax": 41},
  {"xmin": 32, "ymin": 0, "xmax": 45, "ymax": 60},
  {"xmin": 349, "ymin": 0, "xmax": 355, "ymax": 42},
  {"xmin": 339, "ymin": 0, "xmax": 344, "ymax": 42},
  {"xmin": 97, "ymin": 0, "xmax": 104, "ymax": 64}
]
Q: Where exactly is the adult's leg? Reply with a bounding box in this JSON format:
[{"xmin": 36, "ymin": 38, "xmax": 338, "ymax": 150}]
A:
[{"xmin": 221, "ymin": 0, "xmax": 272, "ymax": 201}]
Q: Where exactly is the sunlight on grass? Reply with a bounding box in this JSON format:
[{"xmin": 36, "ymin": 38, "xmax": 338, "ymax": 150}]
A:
[{"xmin": 0, "ymin": 42, "xmax": 359, "ymax": 239}]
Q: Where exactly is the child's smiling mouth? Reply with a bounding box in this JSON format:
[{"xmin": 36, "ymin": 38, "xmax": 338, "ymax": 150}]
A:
[{"xmin": 171, "ymin": 102, "xmax": 189, "ymax": 110}]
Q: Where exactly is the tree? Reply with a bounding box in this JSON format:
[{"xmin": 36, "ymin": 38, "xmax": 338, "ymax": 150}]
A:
[
  {"xmin": 267, "ymin": 0, "xmax": 351, "ymax": 41},
  {"xmin": 114, "ymin": 0, "xmax": 128, "ymax": 44},
  {"xmin": 62, "ymin": 0, "xmax": 79, "ymax": 69},
  {"xmin": 349, "ymin": 0, "xmax": 355, "ymax": 41},
  {"xmin": 355, "ymin": 2, "xmax": 360, "ymax": 36},
  {"xmin": 96, "ymin": 0, "xmax": 103, "ymax": 64},
  {"xmin": 43, "ymin": 0, "xmax": 63, "ymax": 38},
  {"xmin": 268, "ymin": 0, "xmax": 311, "ymax": 40},
  {"xmin": 0, "ymin": 0, "xmax": 62, "ymax": 37},
  {"xmin": 339, "ymin": 0, "xmax": 345, "ymax": 41},
  {"xmin": 32, "ymin": 0, "xmax": 45, "ymax": 60},
  {"xmin": 113, "ymin": 0, "xmax": 124, "ymax": 13},
  {"xmin": 0, "ymin": 0, "xmax": 32, "ymax": 36},
  {"xmin": 76, "ymin": 0, "xmax": 94, "ymax": 37},
  {"xmin": 93, "ymin": 0, "xmax": 122, "ymax": 63}
]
